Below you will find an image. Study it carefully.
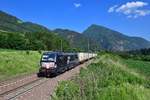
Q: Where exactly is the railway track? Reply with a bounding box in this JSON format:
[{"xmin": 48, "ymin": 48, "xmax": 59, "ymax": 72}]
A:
[
  {"xmin": 1, "ymin": 78, "xmax": 48, "ymax": 100},
  {"xmin": 0, "ymin": 60, "xmax": 93, "ymax": 100},
  {"xmin": 0, "ymin": 74, "xmax": 44, "ymax": 100},
  {"xmin": 0, "ymin": 74, "xmax": 38, "ymax": 95}
]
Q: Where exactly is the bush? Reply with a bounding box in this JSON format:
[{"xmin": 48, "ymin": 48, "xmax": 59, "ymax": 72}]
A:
[
  {"xmin": 26, "ymin": 50, "xmax": 30, "ymax": 55},
  {"xmin": 38, "ymin": 50, "xmax": 42, "ymax": 54},
  {"xmin": 52, "ymin": 81, "xmax": 80, "ymax": 100}
]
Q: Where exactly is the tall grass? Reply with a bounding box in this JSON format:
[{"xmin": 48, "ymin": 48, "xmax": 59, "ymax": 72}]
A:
[
  {"xmin": 122, "ymin": 59, "xmax": 150, "ymax": 78},
  {"xmin": 0, "ymin": 50, "xmax": 41, "ymax": 81},
  {"xmin": 52, "ymin": 54, "xmax": 150, "ymax": 100}
]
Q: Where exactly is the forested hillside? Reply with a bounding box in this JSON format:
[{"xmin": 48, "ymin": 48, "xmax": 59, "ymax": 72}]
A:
[
  {"xmin": 118, "ymin": 48, "xmax": 150, "ymax": 61},
  {"xmin": 0, "ymin": 10, "xmax": 70, "ymax": 51},
  {"xmin": 0, "ymin": 10, "xmax": 50, "ymax": 33},
  {"xmin": 0, "ymin": 31, "xmax": 69, "ymax": 51},
  {"xmin": 54, "ymin": 29, "xmax": 100, "ymax": 51},
  {"xmin": 83, "ymin": 24, "xmax": 150, "ymax": 51},
  {"xmin": 1, "ymin": 10, "xmax": 150, "ymax": 51}
]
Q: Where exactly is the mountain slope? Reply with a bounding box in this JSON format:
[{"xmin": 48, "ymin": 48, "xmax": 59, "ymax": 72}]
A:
[
  {"xmin": 0, "ymin": 10, "xmax": 50, "ymax": 33},
  {"xmin": 83, "ymin": 24, "xmax": 150, "ymax": 51},
  {"xmin": 0, "ymin": 11, "xmax": 70, "ymax": 51},
  {"xmin": 54, "ymin": 29, "xmax": 100, "ymax": 51},
  {"xmin": 1, "ymin": 10, "xmax": 150, "ymax": 51}
]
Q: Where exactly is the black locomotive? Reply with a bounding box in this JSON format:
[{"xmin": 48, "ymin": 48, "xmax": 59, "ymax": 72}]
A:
[{"xmin": 37, "ymin": 52, "xmax": 79, "ymax": 77}]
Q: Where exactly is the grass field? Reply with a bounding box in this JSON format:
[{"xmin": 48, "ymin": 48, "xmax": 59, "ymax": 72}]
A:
[
  {"xmin": 0, "ymin": 50, "xmax": 41, "ymax": 81},
  {"xmin": 52, "ymin": 53, "xmax": 150, "ymax": 100},
  {"xmin": 122, "ymin": 59, "xmax": 150, "ymax": 78}
]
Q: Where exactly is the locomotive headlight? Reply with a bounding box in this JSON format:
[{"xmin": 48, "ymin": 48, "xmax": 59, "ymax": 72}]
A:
[
  {"xmin": 41, "ymin": 62, "xmax": 56, "ymax": 69},
  {"xmin": 46, "ymin": 65, "xmax": 50, "ymax": 69},
  {"xmin": 53, "ymin": 64, "xmax": 57, "ymax": 68}
]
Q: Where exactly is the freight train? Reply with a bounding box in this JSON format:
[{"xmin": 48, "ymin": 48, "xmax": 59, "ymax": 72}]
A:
[{"xmin": 37, "ymin": 52, "xmax": 97, "ymax": 77}]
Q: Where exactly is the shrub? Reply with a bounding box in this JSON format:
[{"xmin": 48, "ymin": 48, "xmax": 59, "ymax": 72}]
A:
[{"xmin": 52, "ymin": 81, "xmax": 80, "ymax": 100}]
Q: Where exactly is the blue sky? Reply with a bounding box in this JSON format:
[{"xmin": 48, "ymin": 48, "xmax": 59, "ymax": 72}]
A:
[{"xmin": 0, "ymin": 0, "xmax": 150, "ymax": 40}]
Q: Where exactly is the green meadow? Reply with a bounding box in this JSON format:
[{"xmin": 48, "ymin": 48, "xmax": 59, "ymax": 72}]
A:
[
  {"xmin": 52, "ymin": 53, "xmax": 150, "ymax": 100},
  {"xmin": 0, "ymin": 50, "xmax": 41, "ymax": 81}
]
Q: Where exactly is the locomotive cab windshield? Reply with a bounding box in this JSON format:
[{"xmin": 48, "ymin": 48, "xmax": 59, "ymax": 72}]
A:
[
  {"xmin": 40, "ymin": 53, "xmax": 56, "ymax": 69},
  {"xmin": 41, "ymin": 53, "xmax": 55, "ymax": 62}
]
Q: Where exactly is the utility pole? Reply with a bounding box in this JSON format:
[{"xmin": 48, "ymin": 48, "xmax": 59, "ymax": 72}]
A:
[
  {"xmin": 71, "ymin": 34, "xmax": 73, "ymax": 53},
  {"xmin": 88, "ymin": 39, "xmax": 90, "ymax": 53},
  {"xmin": 88, "ymin": 38, "xmax": 90, "ymax": 60},
  {"xmin": 61, "ymin": 39, "xmax": 63, "ymax": 52}
]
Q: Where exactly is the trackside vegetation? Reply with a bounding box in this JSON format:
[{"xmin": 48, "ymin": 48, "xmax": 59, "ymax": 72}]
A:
[
  {"xmin": 52, "ymin": 53, "xmax": 150, "ymax": 100},
  {"xmin": 0, "ymin": 50, "xmax": 41, "ymax": 81}
]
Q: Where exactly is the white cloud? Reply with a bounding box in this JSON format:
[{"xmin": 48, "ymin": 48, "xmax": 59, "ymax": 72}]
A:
[
  {"xmin": 74, "ymin": 3, "xmax": 81, "ymax": 8},
  {"xmin": 108, "ymin": 5, "xmax": 118, "ymax": 13},
  {"xmin": 108, "ymin": 1, "xmax": 150, "ymax": 18}
]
